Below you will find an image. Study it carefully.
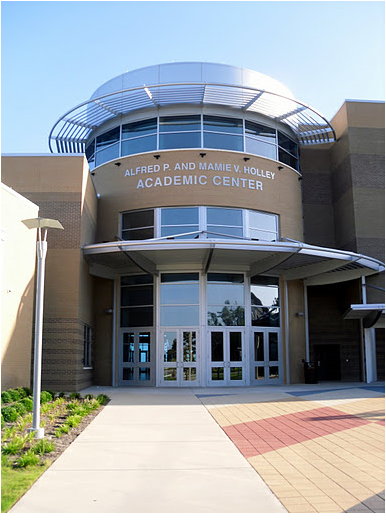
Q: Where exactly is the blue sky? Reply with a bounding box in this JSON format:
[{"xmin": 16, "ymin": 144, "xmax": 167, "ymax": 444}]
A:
[{"xmin": 1, "ymin": 1, "xmax": 385, "ymax": 153}]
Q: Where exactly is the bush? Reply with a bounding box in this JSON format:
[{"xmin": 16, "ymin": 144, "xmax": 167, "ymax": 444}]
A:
[
  {"xmin": 1, "ymin": 415, "xmax": 4, "ymax": 429},
  {"xmin": 12, "ymin": 402, "xmax": 26, "ymax": 417},
  {"xmin": 69, "ymin": 392, "xmax": 81, "ymax": 400},
  {"xmin": 21, "ymin": 398, "xmax": 33, "ymax": 412},
  {"xmin": 1, "ymin": 407, "xmax": 18, "ymax": 423},
  {"xmin": 7, "ymin": 389, "xmax": 21, "ymax": 402},
  {"xmin": 58, "ymin": 391, "xmax": 66, "ymax": 398},
  {"xmin": 1, "ymin": 436, "xmax": 25, "ymax": 455},
  {"xmin": 44, "ymin": 390, "xmax": 56, "ymax": 400},
  {"xmin": 40, "ymin": 391, "xmax": 52, "ymax": 404},
  {"xmin": 15, "ymin": 450, "xmax": 40, "ymax": 468},
  {"xmin": 84, "ymin": 394, "xmax": 95, "ymax": 400},
  {"xmin": 97, "ymin": 394, "xmax": 109, "ymax": 405},
  {"xmin": 15, "ymin": 387, "xmax": 27, "ymax": 399},
  {"xmin": 31, "ymin": 439, "xmax": 55, "ymax": 455},
  {"xmin": 1, "ymin": 391, "xmax": 11, "ymax": 404},
  {"xmin": 22, "ymin": 387, "xmax": 33, "ymax": 397},
  {"xmin": 65, "ymin": 414, "xmax": 82, "ymax": 428}
]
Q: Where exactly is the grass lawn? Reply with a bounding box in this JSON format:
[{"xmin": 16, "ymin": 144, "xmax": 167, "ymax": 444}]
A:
[{"xmin": 1, "ymin": 462, "xmax": 51, "ymax": 512}]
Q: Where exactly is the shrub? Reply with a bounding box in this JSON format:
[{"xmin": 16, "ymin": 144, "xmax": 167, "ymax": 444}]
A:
[
  {"xmin": 1, "ymin": 436, "xmax": 25, "ymax": 455},
  {"xmin": 40, "ymin": 391, "xmax": 52, "ymax": 404},
  {"xmin": 15, "ymin": 387, "xmax": 27, "ymax": 399},
  {"xmin": 1, "ymin": 415, "xmax": 4, "ymax": 429},
  {"xmin": 21, "ymin": 397, "xmax": 34, "ymax": 412},
  {"xmin": 84, "ymin": 394, "xmax": 95, "ymax": 400},
  {"xmin": 12, "ymin": 402, "xmax": 26, "ymax": 417},
  {"xmin": 31, "ymin": 439, "xmax": 55, "ymax": 455},
  {"xmin": 58, "ymin": 391, "xmax": 66, "ymax": 398},
  {"xmin": 1, "ymin": 391, "xmax": 11, "ymax": 404},
  {"xmin": 44, "ymin": 390, "xmax": 56, "ymax": 400},
  {"xmin": 65, "ymin": 414, "xmax": 82, "ymax": 428},
  {"xmin": 69, "ymin": 392, "xmax": 81, "ymax": 400},
  {"xmin": 15, "ymin": 450, "xmax": 40, "ymax": 468},
  {"xmin": 7, "ymin": 389, "xmax": 21, "ymax": 402},
  {"xmin": 1, "ymin": 406, "xmax": 18, "ymax": 423},
  {"xmin": 97, "ymin": 394, "xmax": 109, "ymax": 405},
  {"xmin": 22, "ymin": 387, "xmax": 33, "ymax": 397}
]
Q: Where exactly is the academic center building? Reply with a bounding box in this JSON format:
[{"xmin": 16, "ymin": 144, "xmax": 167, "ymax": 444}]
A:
[{"xmin": 1, "ymin": 62, "xmax": 384, "ymax": 391}]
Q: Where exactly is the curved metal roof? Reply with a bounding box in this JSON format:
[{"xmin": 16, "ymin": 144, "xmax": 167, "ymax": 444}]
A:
[
  {"xmin": 49, "ymin": 63, "xmax": 336, "ymax": 153},
  {"xmin": 82, "ymin": 237, "xmax": 384, "ymax": 285}
]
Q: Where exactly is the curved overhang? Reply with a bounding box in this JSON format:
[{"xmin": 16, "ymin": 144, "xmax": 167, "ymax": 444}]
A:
[
  {"xmin": 344, "ymin": 304, "xmax": 385, "ymax": 328},
  {"xmin": 82, "ymin": 238, "xmax": 384, "ymax": 285},
  {"xmin": 49, "ymin": 64, "xmax": 336, "ymax": 153}
]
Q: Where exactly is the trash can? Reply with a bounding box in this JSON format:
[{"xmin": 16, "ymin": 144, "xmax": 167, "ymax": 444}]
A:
[{"xmin": 303, "ymin": 361, "xmax": 318, "ymax": 384}]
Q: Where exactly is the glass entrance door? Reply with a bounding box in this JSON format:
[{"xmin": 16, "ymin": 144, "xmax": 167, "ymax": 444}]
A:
[
  {"xmin": 252, "ymin": 329, "xmax": 282, "ymax": 383},
  {"xmin": 161, "ymin": 329, "xmax": 199, "ymax": 386},
  {"xmin": 209, "ymin": 329, "xmax": 245, "ymax": 385},
  {"xmin": 119, "ymin": 330, "xmax": 153, "ymax": 385}
]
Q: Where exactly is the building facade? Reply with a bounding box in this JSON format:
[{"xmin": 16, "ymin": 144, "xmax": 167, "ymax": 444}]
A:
[{"xmin": 2, "ymin": 63, "xmax": 384, "ymax": 391}]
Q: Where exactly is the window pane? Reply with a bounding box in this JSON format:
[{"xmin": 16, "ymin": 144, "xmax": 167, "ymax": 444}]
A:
[
  {"xmin": 207, "ymin": 208, "xmax": 242, "ymax": 226},
  {"xmin": 208, "ymin": 273, "xmax": 244, "ymax": 284},
  {"xmin": 163, "ymin": 332, "xmax": 177, "ymax": 362},
  {"xmin": 269, "ymin": 333, "xmax": 279, "ymax": 361},
  {"xmin": 161, "ymin": 284, "xmax": 199, "ymax": 304},
  {"xmin": 164, "ymin": 368, "xmax": 177, "ymax": 381},
  {"xmin": 255, "ymin": 366, "xmax": 265, "ymax": 380},
  {"xmin": 249, "ymin": 229, "xmax": 277, "ymax": 241},
  {"xmin": 229, "ymin": 332, "xmax": 242, "ymax": 362},
  {"xmin": 121, "ymin": 274, "xmax": 153, "ymax": 286},
  {"xmin": 269, "ymin": 366, "xmax": 279, "ymax": 379},
  {"xmin": 122, "ymin": 210, "xmax": 154, "ymax": 230},
  {"xmin": 85, "ymin": 142, "xmax": 95, "ymax": 160},
  {"xmin": 208, "ymin": 306, "xmax": 245, "ymax": 326},
  {"xmin": 230, "ymin": 367, "xmax": 243, "ymax": 380},
  {"xmin": 159, "ymin": 132, "xmax": 201, "ymax": 149},
  {"xmin": 122, "ymin": 118, "xmax": 157, "ymax": 138},
  {"xmin": 139, "ymin": 333, "xmax": 151, "ymax": 363},
  {"xmin": 208, "ymin": 284, "xmax": 244, "ymax": 306},
  {"xmin": 96, "ymin": 127, "xmax": 120, "ymax": 150},
  {"xmin": 183, "ymin": 331, "xmax": 196, "ymax": 362},
  {"xmin": 245, "ymin": 121, "xmax": 276, "ymax": 142},
  {"xmin": 95, "ymin": 143, "xmax": 120, "ymax": 166},
  {"xmin": 121, "ymin": 135, "xmax": 157, "ymax": 156},
  {"xmin": 203, "ymin": 116, "xmax": 243, "ymax": 134},
  {"xmin": 121, "ymin": 286, "xmax": 153, "ymax": 306},
  {"xmin": 279, "ymin": 148, "xmax": 299, "ymax": 170},
  {"xmin": 123, "ymin": 367, "xmax": 134, "ymax": 381},
  {"xmin": 138, "ymin": 368, "xmax": 151, "ymax": 381},
  {"xmin": 122, "ymin": 228, "xmax": 154, "ymax": 240},
  {"xmin": 251, "ymin": 307, "xmax": 280, "ymax": 327},
  {"xmin": 249, "ymin": 211, "xmax": 277, "ymax": 232},
  {"xmin": 161, "ymin": 226, "xmax": 199, "ymax": 239},
  {"xmin": 211, "ymin": 367, "xmax": 224, "ymax": 380},
  {"xmin": 204, "ymin": 132, "xmax": 243, "ymax": 151},
  {"xmin": 160, "ymin": 115, "xmax": 201, "ymax": 132},
  {"xmin": 245, "ymin": 137, "xmax": 277, "ymax": 160},
  {"xmin": 251, "ymin": 285, "xmax": 279, "ymax": 307},
  {"xmin": 254, "ymin": 332, "xmax": 264, "ymax": 362},
  {"xmin": 161, "ymin": 273, "xmax": 199, "ymax": 283},
  {"xmin": 278, "ymin": 132, "xmax": 298, "ymax": 156},
  {"xmin": 161, "ymin": 207, "xmax": 199, "ymax": 225},
  {"xmin": 250, "ymin": 275, "xmax": 279, "ymax": 286},
  {"xmin": 120, "ymin": 307, "xmax": 153, "ymax": 327},
  {"xmin": 183, "ymin": 367, "xmax": 196, "ymax": 381},
  {"xmin": 211, "ymin": 332, "xmax": 223, "ymax": 362},
  {"xmin": 161, "ymin": 306, "xmax": 199, "ymax": 326},
  {"xmin": 123, "ymin": 332, "xmax": 135, "ymax": 363},
  {"xmin": 207, "ymin": 226, "xmax": 243, "ymax": 238}
]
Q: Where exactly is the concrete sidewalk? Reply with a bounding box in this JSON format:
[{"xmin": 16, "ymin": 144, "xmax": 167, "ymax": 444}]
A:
[{"xmin": 10, "ymin": 387, "xmax": 286, "ymax": 513}]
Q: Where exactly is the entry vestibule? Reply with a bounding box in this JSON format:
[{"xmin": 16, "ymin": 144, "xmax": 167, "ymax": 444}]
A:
[{"xmin": 117, "ymin": 271, "xmax": 283, "ymax": 387}]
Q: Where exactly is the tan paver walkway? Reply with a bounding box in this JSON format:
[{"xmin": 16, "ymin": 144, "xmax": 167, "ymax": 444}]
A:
[{"xmin": 200, "ymin": 384, "xmax": 385, "ymax": 513}]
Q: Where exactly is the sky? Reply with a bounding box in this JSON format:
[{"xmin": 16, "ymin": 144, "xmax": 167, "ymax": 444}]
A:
[{"xmin": 1, "ymin": 0, "xmax": 385, "ymax": 153}]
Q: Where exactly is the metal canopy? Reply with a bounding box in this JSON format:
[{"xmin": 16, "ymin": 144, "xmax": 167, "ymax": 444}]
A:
[
  {"xmin": 82, "ymin": 238, "xmax": 384, "ymax": 285},
  {"xmin": 49, "ymin": 83, "xmax": 336, "ymax": 153},
  {"xmin": 344, "ymin": 304, "xmax": 385, "ymax": 328}
]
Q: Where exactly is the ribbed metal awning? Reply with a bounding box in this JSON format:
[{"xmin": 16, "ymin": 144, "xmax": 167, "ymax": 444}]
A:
[
  {"xmin": 49, "ymin": 82, "xmax": 336, "ymax": 153},
  {"xmin": 82, "ymin": 238, "xmax": 383, "ymax": 285}
]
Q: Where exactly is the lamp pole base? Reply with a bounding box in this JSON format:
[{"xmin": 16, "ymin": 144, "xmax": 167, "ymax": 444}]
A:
[{"xmin": 27, "ymin": 427, "xmax": 44, "ymax": 439}]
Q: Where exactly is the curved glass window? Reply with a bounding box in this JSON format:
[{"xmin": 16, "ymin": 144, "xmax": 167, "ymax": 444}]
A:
[
  {"xmin": 251, "ymin": 275, "xmax": 280, "ymax": 327},
  {"xmin": 121, "ymin": 207, "xmax": 278, "ymax": 241},
  {"xmin": 87, "ymin": 115, "xmax": 300, "ymax": 171},
  {"xmin": 120, "ymin": 274, "xmax": 154, "ymax": 327},
  {"xmin": 207, "ymin": 273, "xmax": 245, "ymax": 326},
  {"xmin": 160, "ymin": 273, "xmax": 200, "ymax": 326}
]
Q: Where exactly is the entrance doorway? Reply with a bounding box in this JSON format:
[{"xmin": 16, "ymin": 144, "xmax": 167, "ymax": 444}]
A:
[
  {"xmin": 160, "ymin": 329, "xmax": 199, "ymax": 386},
  {"xmin": 119, "ymin": 330, "xmax": 154, "ymax": 385},
  {"xmin": 251, "ymin": 328, "xmax": 282, "ymax": 383},
  {"xmin": 314, "ymin": 344, "xmax": 341, "ymax": 381},
  {"xmin": 209, "ymin": 329, "xmax": 245, "ymax": 385}
]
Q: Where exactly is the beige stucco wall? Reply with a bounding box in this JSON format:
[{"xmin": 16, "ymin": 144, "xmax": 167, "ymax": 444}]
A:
[
  {"xmin": 1, "ymin": 184, "xmax": 39, "ymax": 390},
  {"xmin": 93, "ymin": 149, "xmax": 303, "ymax": 243}
]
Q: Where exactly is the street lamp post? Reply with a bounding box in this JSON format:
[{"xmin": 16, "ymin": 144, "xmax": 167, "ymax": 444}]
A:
[{"xmin": 22, "ymin": 217, "xmax": 63, "ymax": 439}]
